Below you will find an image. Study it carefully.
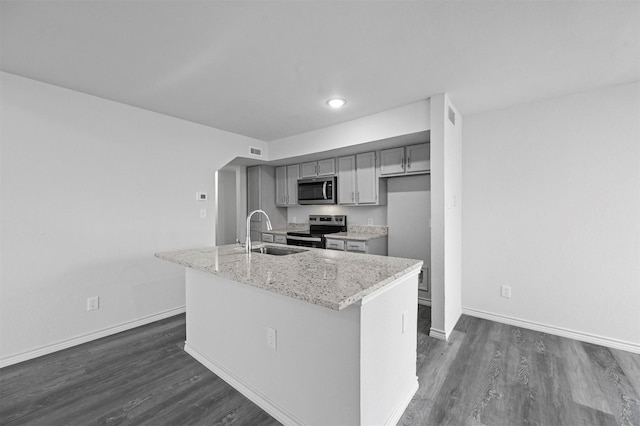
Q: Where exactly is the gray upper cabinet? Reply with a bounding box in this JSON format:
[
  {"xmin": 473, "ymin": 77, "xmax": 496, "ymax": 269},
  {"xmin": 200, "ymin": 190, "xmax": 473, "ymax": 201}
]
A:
[
  {"xmin": 300, "ymin": 158, "xmax": 336, "ymax": 178},
  {"xmin": 337, "ymin": 152, "xmax": 385, "ymax": 206},
  {"xmin": 380, "ymin": 143, "xmax": 430, "ymax": 176},
  {"xmin": 405, "ymin": 143, "xmax": 430, "ymax": 173},
  {"xmin": 276, "ymin": 164, "xmax": 299, "ymax": 206},
  {"xmin": 337, "ymin": 156, "xmax": 356, "ymax": 205},
  {"xmin": 355, "ymin": 152, "xmax": 377, "ymax": 204},
  {"xmin": 380, "ymin": 147, "xmax": 405, "ymax": 176}
]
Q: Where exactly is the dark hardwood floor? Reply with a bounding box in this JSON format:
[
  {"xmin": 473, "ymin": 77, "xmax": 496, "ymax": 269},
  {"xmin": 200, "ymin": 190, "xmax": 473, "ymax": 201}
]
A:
[{"xmin": 1, "ymin": 306, "xmax": 639, "ymax": 425}]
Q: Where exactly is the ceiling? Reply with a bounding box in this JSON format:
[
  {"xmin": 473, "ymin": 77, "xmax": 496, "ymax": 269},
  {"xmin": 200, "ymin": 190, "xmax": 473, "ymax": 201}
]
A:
[{"xmin": 1, "ymin": 1, "xmax": 638, "ymax": 142}]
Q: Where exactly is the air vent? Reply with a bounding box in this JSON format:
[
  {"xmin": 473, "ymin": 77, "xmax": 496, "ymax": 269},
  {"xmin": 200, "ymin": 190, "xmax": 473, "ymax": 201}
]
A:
[
  {"xmin": 250, "ymin": 147, "xmax": 262, "ymax": 156},
  {"xmin": 448, "ymin": 106, "xmax": 456, "ymax": 125}
]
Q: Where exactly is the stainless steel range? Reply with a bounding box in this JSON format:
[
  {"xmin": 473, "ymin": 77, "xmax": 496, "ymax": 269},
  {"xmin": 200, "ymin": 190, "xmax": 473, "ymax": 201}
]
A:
[{"xmin": 286, "ymin": 215, "xmax": 347, "ymax": 248}]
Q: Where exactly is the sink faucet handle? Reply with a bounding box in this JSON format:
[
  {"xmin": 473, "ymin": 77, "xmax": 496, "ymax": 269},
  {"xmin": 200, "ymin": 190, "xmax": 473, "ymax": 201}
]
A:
[{"xmin": 236, "ymin": 238, "xmax": 245, "ymax": 248}]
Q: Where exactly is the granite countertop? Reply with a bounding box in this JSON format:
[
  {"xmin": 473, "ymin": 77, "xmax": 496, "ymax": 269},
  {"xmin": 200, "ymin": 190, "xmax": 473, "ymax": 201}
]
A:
[
  {"xmin": 327, "ymin": 225, "xmax": 388, "ymax": 241},
  {"xmin": 264, "ymin": 229, "xmax": 288, "ymax": 235},
  {"xmin": 155, "ymin": 244, "xmax": 421, "ymax": 311}
]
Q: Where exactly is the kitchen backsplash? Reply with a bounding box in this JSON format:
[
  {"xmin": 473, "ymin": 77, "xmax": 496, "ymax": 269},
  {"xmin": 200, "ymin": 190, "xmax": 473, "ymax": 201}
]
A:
[
  {"xmin": 286, "ymin": 223, "xmax": 310, "ymax": 232},
  {"xmin": 286, "ymin": 205, "xmax": 387, "ymax": 226},
  {"xmin": 347, "ymin": 225, "xmax": 388, "ymax": 236}
]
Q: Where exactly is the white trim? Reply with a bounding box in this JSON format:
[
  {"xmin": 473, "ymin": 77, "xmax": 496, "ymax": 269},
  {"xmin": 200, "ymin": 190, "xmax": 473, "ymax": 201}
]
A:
[
  {"xmin": 0, "ymin": 307, "xmax": 186, "ymax": 369},
  {"xmin": 185, "ymin": 342, "xmax": 305, "ymax": 426},
  {"xmin": 462, "ymin": 307, "xmax": 640, "ymax": 355},
  {"xmin": 429, "ymin": 327, "xmax": 447, "ymax": 340},
  {"xmin": 384, "ymin": 377, "xmax": 419, "ymax": 426}
]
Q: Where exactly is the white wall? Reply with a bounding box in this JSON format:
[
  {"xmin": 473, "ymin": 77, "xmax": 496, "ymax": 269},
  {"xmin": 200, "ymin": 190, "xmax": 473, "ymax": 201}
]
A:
[
  {"xmin": 268, "ymin": 100, "xmax": 430, "ymax": 161},
  {"xmin": 443, "ymin": 97, "xmax": 463, "ymax": 334},
  {"xmin": 462, "ymin": 82, "xmax": 640, "ymax": 351},
  {"xmin": 429, "ymin": 94, "xmax": 463, "ymax": 339},
  {"xmin": 286, "ymin": 205, "xmax": 387, "ymax": 227},
  {"xmin": 0, "ymin": 72, "xmax": 266, "ymax": 364}
]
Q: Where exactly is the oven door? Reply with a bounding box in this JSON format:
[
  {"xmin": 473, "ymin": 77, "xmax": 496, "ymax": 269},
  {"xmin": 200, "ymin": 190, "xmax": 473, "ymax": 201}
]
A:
[{"xmin": 286, "ymin": 234, "xmax": 325, "ymax": 248}]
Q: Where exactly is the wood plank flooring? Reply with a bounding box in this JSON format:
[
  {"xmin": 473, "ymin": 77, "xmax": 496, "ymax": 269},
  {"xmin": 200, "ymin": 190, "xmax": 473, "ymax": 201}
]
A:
[{"xmin": 1, "ymin": 307, "xmax": 639, "ymax": 425}]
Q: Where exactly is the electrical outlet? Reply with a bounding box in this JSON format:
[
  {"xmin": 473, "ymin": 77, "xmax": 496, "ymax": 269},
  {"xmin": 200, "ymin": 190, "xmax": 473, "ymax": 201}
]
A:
[
  {"xmin": 200, "ymin": 209, "xmax": 207, "ymax": 219},
  {"xmin": 367, "ymin": 218, "xmax": 373, "ymax": 225},
  {"xmin": 87, "ymin": 296, "xmax": 100, "ymax": 311},
  {"xmin": 266, "ymin": 327, "xmax": 277, "ymax": 350},
  {"xmin": 501, "ymin": 285, "xmax": 512, "ymax": 299}
]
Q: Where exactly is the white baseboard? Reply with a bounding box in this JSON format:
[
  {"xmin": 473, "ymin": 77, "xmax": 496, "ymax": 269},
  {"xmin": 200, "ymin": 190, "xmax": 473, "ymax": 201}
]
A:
[
  {"xmin": 0, "ymin": 306, "xmax": 186, "ymax": 369},
  {"xmin": 462, "ymin": 307, "xmax": 640, "ymax": 354},
  {"xmin": 185, "ymin": 342, "xmax": 305, "ymax": 426},
  {"xmin": 384, "ymin": 377, "xmax": 419, "ymax": 426},
  {"xmin": 429, "ymin": 327, "xmax": 447, "ymax": 340}
]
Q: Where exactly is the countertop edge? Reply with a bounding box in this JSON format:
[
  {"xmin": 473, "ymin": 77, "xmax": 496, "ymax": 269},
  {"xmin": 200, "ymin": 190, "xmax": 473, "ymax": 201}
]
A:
[{"xmin": 154, "ymin": 247, "xmax": 422, "ymax": 311}]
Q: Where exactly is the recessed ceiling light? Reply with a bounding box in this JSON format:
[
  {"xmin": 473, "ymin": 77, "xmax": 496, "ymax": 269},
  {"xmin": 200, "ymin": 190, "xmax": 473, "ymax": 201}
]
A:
[{"xmin": 327, "ymin": 98, "xmax": 346, "ymax": 108}]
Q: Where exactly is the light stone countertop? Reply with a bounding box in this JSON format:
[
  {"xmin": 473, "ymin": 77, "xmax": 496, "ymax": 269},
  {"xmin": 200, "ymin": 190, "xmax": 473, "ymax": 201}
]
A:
[
  {"xmin": 155, "ymin": 244, "xmax": 421, "ymax": 310},
  {"xmin": 263, "ymin": 228, "xmax": 288, "ymax": 235},
  {"xmin": 327, "ymin": 225, "xmax": 389, "ymax": 241}
]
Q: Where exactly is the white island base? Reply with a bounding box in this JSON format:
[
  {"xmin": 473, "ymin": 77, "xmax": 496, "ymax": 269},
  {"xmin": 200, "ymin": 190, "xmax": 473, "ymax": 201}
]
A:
[{"xmin": 184, "ymin": 267, "xmax": 420, "ymax": 426}]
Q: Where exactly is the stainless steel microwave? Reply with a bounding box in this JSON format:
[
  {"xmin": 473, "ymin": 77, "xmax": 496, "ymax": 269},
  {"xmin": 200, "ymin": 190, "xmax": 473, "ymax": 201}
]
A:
[{"xmin": 297, "ymin": 176, "xmax": 337, "ymax": 205}]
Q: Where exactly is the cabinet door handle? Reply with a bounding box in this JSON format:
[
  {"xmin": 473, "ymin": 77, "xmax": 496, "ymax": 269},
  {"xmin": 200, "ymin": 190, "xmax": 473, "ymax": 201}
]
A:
[
  {"xmin": 407, "ymin": 156, "xmax": 411, "ymax": 169},
  {"xmin": 401, "ymin": 156, "xmax": 405, "ymax": 169}
]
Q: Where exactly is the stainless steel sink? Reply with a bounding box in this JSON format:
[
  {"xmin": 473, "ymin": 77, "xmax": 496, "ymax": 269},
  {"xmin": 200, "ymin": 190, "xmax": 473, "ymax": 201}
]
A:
[{"xmin": 251, "ymin": 246, "xmax": 308, "ymax": 256}]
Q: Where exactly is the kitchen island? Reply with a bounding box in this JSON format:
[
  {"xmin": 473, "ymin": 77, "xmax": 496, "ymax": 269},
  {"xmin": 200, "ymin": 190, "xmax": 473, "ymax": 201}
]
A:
[{"xmin": 155, "ymin": 244, "xmax": 423, "ymax": 426}]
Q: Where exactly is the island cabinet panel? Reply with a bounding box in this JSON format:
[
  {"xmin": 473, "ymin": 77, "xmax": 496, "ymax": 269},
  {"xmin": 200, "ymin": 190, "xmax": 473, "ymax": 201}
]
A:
[
  {"xmin": 360, "ymin": 271, "xmax": 419, "ymax": 425},
  {"xmin": 183, "ymin": 267, "xmax": 419, "ymax": 426}
]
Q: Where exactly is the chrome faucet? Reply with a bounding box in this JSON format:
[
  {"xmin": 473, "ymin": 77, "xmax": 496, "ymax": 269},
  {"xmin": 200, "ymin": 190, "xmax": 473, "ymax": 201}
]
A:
[{"xmin": 245, "ymin": 209, "xmax": 272, "ymax": 253}]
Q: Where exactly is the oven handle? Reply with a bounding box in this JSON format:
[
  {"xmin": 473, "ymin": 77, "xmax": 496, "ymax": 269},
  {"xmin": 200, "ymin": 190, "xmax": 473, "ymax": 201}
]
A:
[
  {"xmin": 322, "ymin": 182, "xmax": 327, "ymax": 200},
  {"xmin": 287, "ymin": 235, "xmax": 322, "ymax": 242}
]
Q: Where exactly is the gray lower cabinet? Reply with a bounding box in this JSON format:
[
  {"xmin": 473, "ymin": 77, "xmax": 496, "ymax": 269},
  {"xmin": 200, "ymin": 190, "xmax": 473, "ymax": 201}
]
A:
[
  {"xmin": 261, "ymin": 233, "xmax": 287, "ymax": 244},
  {"xmin": 325, "ymin": 237, "xmax": 388, "ymax": 256}
]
